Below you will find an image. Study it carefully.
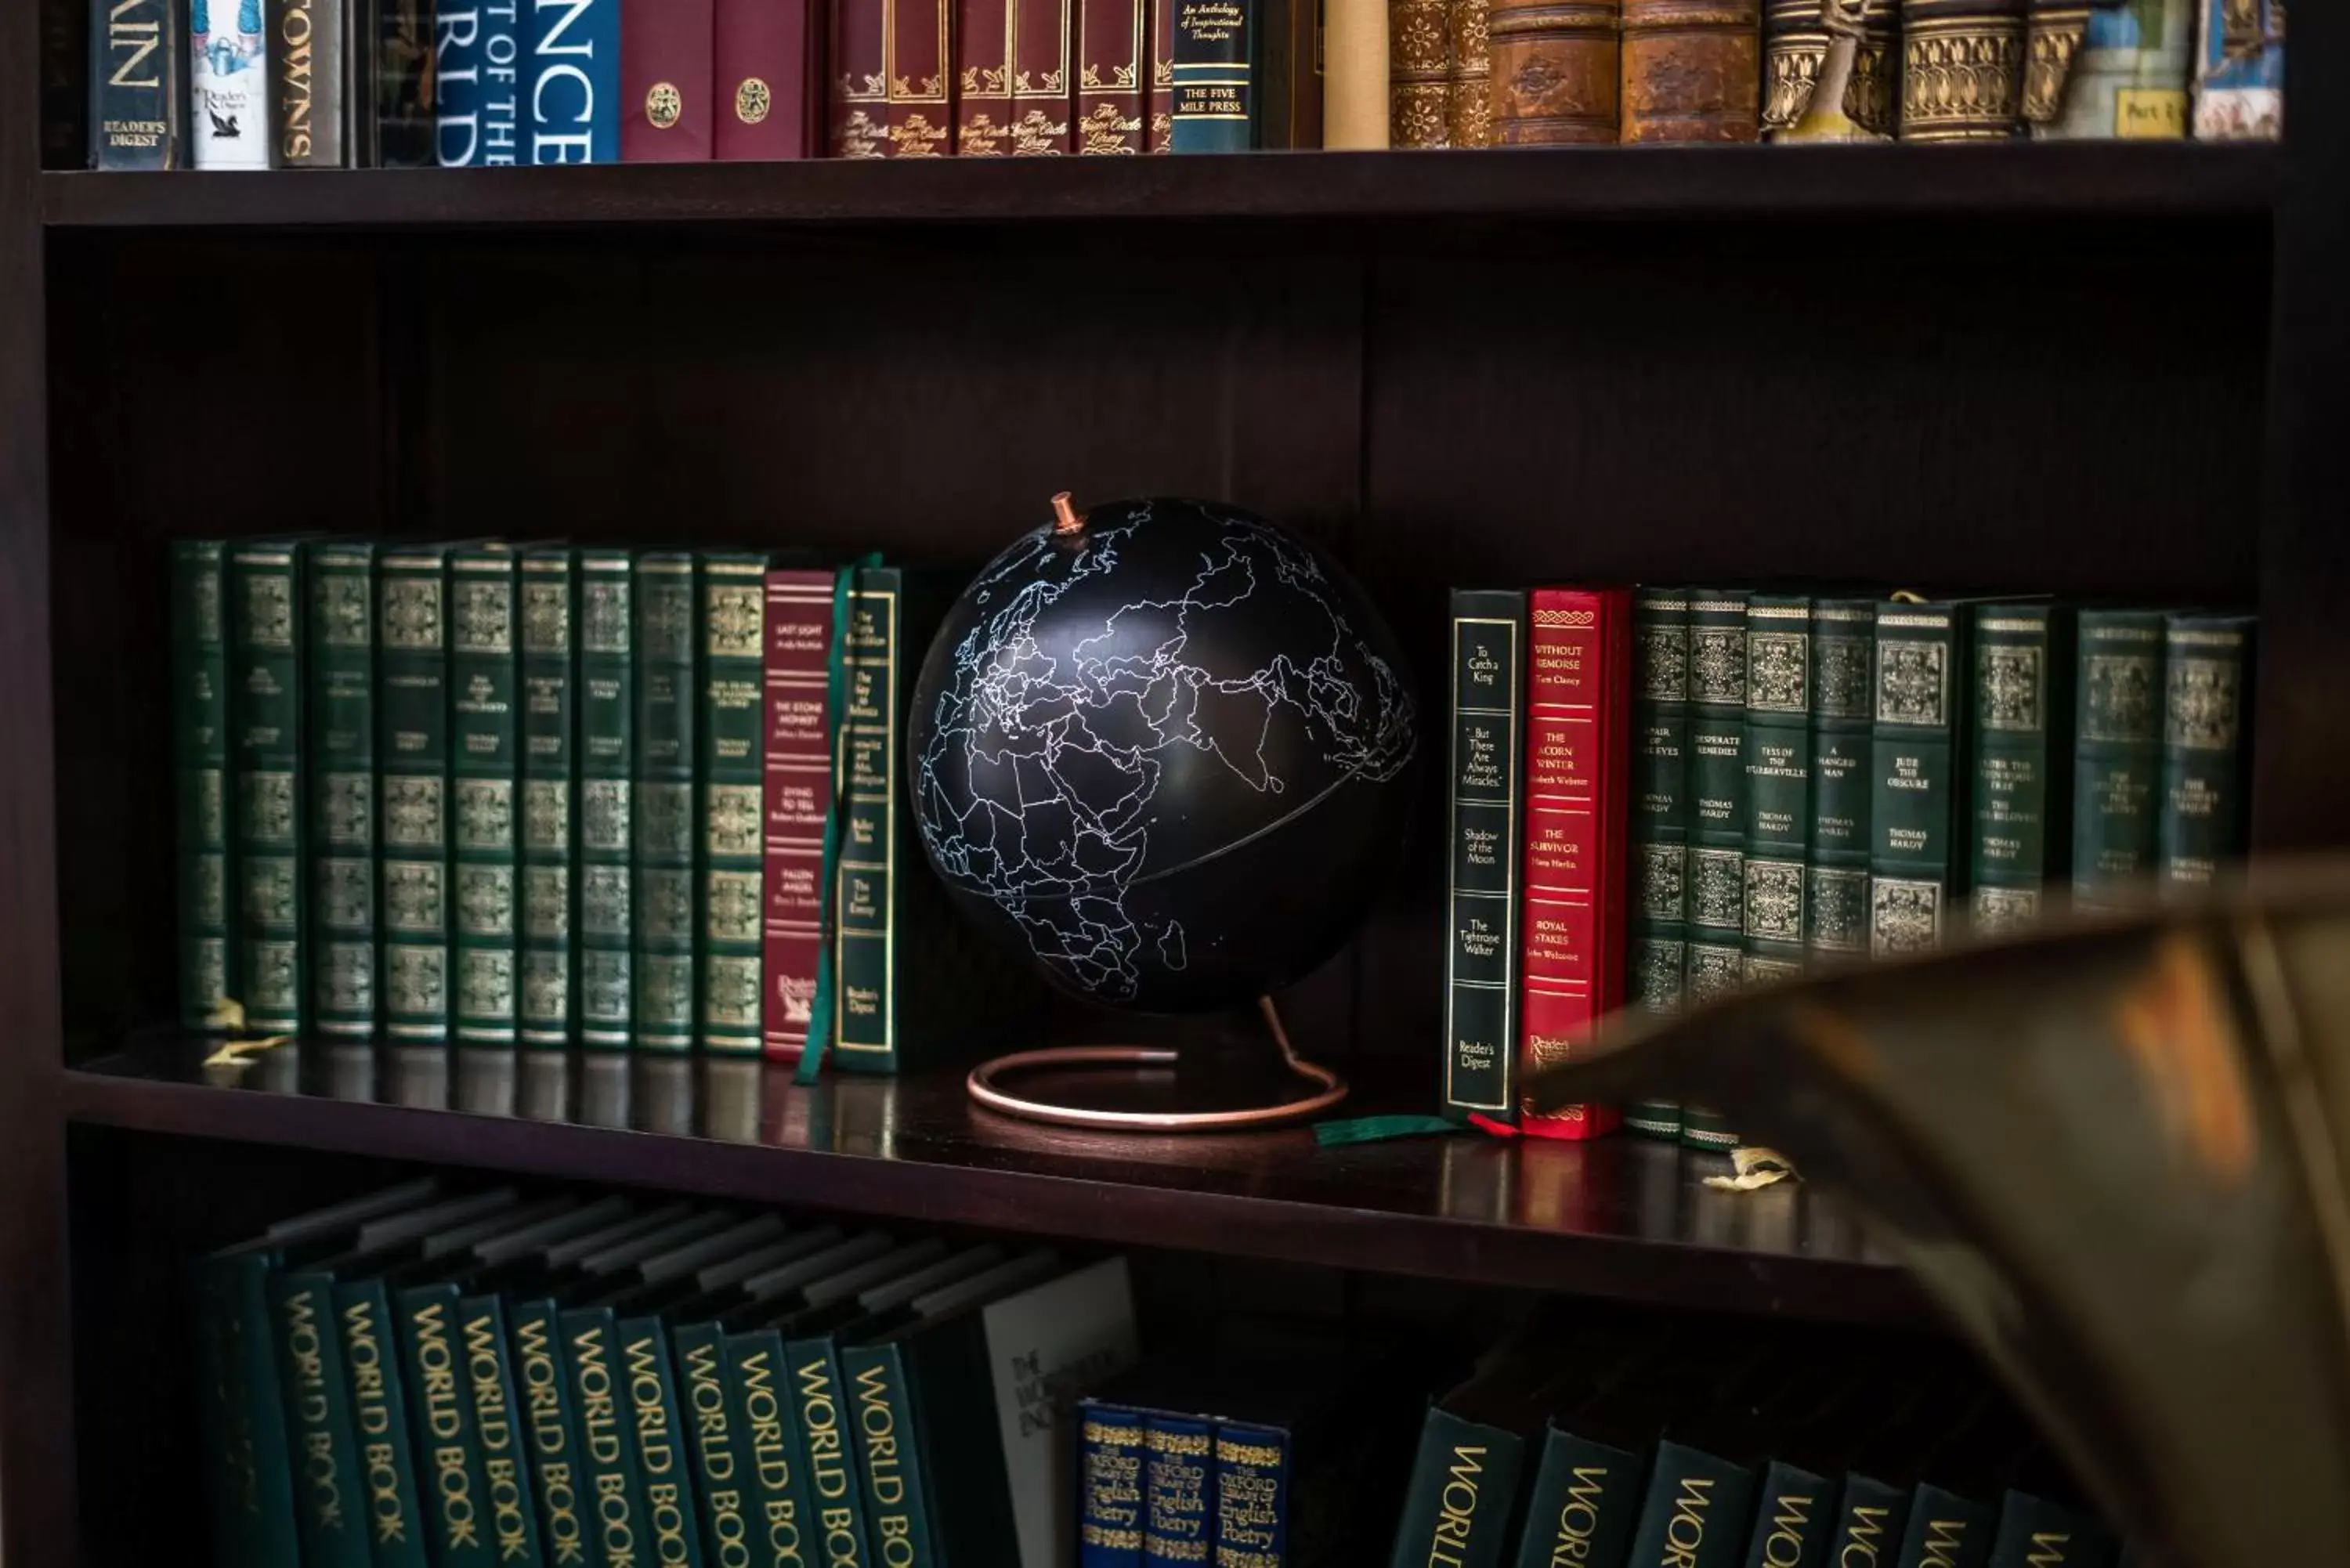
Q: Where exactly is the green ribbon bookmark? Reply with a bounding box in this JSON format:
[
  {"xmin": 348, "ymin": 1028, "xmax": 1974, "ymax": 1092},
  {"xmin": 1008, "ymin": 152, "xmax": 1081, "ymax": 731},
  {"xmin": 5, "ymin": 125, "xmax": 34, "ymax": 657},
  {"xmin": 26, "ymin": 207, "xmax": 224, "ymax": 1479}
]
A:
[
  {"xmin": 1311, "ymin": 1115, "xmax": 1466, "ymax": 1147},
  {"xmin": 796, "ymin": 553, "xmax": 884, "ymax": 1089}
]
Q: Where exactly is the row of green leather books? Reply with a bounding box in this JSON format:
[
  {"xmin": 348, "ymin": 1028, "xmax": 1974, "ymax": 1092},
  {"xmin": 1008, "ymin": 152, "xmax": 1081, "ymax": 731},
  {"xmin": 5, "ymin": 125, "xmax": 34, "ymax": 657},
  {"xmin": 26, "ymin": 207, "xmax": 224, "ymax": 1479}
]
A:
[{"xmin": 197, "ymin": 1180, "xmax": 1140, "ymax": 1568}]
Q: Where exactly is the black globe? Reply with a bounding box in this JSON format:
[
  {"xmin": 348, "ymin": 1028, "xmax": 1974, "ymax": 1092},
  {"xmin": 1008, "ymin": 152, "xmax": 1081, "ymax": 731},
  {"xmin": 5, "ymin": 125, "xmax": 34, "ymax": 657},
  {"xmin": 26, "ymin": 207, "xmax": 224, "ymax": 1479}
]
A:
[{"xmin": 909, "ymin": 497, "xmax": 1419, "ymax": 1012}]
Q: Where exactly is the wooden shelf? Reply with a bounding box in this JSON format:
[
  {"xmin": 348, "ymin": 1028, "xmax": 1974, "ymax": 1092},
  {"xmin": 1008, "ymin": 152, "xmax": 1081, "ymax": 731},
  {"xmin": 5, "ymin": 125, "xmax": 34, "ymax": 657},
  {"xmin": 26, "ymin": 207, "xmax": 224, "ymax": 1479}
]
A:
[
  {"xmin": 39, "ymin": 142, "xmax": 2280, "ymax": 231},
  {"xmin": 64, "ymin": 1037, "xmax": 1926, "ymax": 1322}
]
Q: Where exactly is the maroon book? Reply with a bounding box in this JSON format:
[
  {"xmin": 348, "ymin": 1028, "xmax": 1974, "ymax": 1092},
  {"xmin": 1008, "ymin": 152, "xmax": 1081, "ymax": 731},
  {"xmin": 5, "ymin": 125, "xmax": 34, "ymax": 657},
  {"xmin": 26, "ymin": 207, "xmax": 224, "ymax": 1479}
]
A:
[
  {"xmin": 714, "ymin": 0, "xmax": 815, "ymax": 158},
  {"xmin": 621, "ymin": 0, "xmax": 716, "ymax": 160},
  {"xmin": 1010, "ymin": 0, "xmax": 1072, "ymax": 150},
  {"xmin": 887, "ymin": 0, "xmax": 954, "ymax": 154},
  {"xmin": 829, "ymin": 0, "xmax": 888, "ymax": 154},
  {"xmin": 1076, "ymin": 0, "xmax": 1144, "ymax": 150},
  {"xmin": 761, "ymin": 569, "xmax": 836, "ymax": 1060},
  {"xmin": 958, "ymin": 0, "xmax": 1014, "ymax": 152},
  {"xmin": 1146, "ymin": 0, "xmax": 1171, "ymax": 150}
]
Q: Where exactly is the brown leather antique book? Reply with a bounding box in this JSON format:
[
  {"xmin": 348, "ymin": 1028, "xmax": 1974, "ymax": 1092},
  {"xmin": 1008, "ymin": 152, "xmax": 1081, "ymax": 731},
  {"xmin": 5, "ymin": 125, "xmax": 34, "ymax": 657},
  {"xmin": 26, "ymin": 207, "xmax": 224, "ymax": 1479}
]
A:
[
  {"xmin": 1900, "ymin": 0, "xmax": 2024, "ymax": 138},
  {"xmin": 1448, "ymin": 0, "xmax": 1494, "ymax": 143},
  {"xmin": 1620, "ymin": 0, "xmax": 1760, "ymax": 141},
  {"xmin": 889, "ymin": 0, "xmax": 956, "ymax": 154},
  {"xmin": 1077, "ymin": 0, "xmax": 1148, "ymax": 147},
  {"xmin": 1013, "ymin": 0, "xmax": 1077, "ymax": 148},
  {"xmin": 1390, "ymin": 0, "xmax": 1453, "ymax": 143},
  {"xmin": 1488, "ymin": 0, "xmax": 1618, "ymax": 142},
  {"xmin": 960, "ymin": 0, "xmax": 1018, "ymax": 150},
  {"xmin": 1761, "ymin": 0, "xmax": 1898, "ymax": 138}
]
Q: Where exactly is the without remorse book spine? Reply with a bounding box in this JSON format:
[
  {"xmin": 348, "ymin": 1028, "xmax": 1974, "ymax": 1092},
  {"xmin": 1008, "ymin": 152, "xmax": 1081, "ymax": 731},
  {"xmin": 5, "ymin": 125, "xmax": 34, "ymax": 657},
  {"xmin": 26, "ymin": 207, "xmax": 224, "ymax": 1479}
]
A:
[
  {"xmin": 175, "ymin": 539, "xmax": 233, "ymax": 1031},
  {"xmin": 232, "ymin": 540, "xmax": 308, "ymax": 1036},
  {"xmin": 1444, "ymin": 589, "xmax": 1528, "ymax": 1126}
]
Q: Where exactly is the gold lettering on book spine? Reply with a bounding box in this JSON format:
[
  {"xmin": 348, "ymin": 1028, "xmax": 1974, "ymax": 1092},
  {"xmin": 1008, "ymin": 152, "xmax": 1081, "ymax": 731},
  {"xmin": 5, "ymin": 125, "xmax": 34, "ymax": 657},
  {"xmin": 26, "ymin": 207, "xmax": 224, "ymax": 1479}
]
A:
[
  {"xmin": 1899, "ymin": 3, "xmax": 2023, "ymax": 139},
  {"xmin": 1448, "ymin": 0, "xmax": 1495, "ymax": 143},
  {"xmin": 1391, "ymin": 0, "xmax": 1453, "ymax": 143},
  {"xmin": 2019, "ymin": 2, "xmax": 2086, "ymax": 122}
]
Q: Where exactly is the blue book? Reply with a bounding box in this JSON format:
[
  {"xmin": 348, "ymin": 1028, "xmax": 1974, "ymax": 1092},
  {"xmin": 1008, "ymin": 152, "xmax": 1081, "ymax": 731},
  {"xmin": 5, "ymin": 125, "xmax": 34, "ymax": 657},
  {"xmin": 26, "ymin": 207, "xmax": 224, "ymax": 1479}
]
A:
[
  {"xmin": 438, "ymin": 0, "xmax": 523, "ymax": 162},
  {"xmin": 1213, "ymin": 1421, "xmax": 1290, "ymax": 1568},
  {"xmin": 1166, "ymin": 0, "xmax": 1252, "ymax": 151},
  {"xmin": 1145, "ymin": 1413, "xmax": 1217, "ymax": 1567},
  {"xmin": 1081, "ymin": 1405, "xmax": 1147, "ymax": 1568},
  {"xmin": 524, "ymin": 0, "xmax": 620, "ymax": 162}
]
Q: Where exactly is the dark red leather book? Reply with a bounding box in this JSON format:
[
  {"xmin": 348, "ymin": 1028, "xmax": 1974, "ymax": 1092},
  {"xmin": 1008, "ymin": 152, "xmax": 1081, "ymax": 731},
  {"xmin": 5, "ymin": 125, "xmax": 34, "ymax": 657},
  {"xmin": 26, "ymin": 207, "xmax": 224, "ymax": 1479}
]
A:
[
  {"xmin": 1010, "ymin": 0, "xmax": 1073, "ymax": 150},
  {"xmin": 715, "ymin": 0, "xmax": 815, "ymax": 158},
  {"xmin": 830, "ymin": 0, "xmax": 889, "ymax": 154},
  {"xmin": 958, "ymin": 0, "xmax": 1014, "ymax": 151},
  {"xmin": 761, "ymin": 569, "xmax": 836, "ymax": 1060},
  {"xmin": 621, "ymin": 0, "xmax": 717, "ymax": 160},
  {"xmin": 1076, "ymin": 0, "xmax": 1145, "ymax": 150},
  {"xmin": 888, "ymin": 0, "xmax": 954, "ymax": 153},
  {"xmin": 1146, "ymin": 0, "xmax": 1173, "ymax": 148},
  {"xmin": 1518, "ymin": 586, "xmax": 1630, "ymax": 1140}
]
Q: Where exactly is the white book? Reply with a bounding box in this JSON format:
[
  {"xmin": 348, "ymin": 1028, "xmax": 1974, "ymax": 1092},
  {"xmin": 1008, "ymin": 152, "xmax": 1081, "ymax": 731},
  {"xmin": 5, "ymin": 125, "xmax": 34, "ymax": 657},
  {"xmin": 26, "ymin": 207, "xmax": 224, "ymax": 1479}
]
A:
[
  {"xmin": 980, "ymin": 1255, "xmax": 1141, "ymax": 1568},
  {"xmin": 190, "ymin": 0, "xmax": 268, "ymax": 167}
]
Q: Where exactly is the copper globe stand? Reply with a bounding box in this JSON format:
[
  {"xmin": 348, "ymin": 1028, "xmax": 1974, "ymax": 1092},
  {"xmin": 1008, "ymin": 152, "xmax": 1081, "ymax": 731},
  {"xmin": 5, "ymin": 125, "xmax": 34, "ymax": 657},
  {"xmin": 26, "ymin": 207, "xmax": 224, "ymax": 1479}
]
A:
[{"xmin": 964, "ymin": 997, "xmax": 1350, "ymax": 1133}]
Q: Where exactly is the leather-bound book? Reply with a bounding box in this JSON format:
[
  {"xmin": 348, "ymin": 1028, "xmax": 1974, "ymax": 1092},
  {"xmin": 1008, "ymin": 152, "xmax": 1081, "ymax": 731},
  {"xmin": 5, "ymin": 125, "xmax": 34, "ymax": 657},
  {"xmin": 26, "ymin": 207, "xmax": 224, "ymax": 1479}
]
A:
[
  {"xmin": 1077, "ymin": 0, "xmax": 1148, "ymax": 148},
  {"xmin": 1899, "ymin": 0, "xmax": 2023, "ymax": 138},
  {"xmin": 830, "ymin": 0, "xmax": 890, "ymax": 153},
  {"xmin": 620, "ymin": 0, "xmax": 714, "ymax": 157},
  {"xmin": 1487, "ymin": 0, "xmax": 1617, "ymax": 143},
  {"xmin": 1762, "ymin": 0, "xmax": 1897, "ymax": 139},
  {"xmin": 1148, "ymin": 0, "xmax": 1174, "ymax": 145},
  {"xmin": 1012, "ymin": 0, "xmax": 1075, "ymax": 149},
  {"xmin": 715, "ymin": 0, "xmax": 815, "ymax": 156},
  {"xmin": 1620, "ymin": 0, "xmax": 1759, "ymax": 141},
  {"xmin": 1448, "ymin": 0, "xmax": 1492, "ymax": 141},
  {"xmin": 1259, "ymin": 0, "xmax": 1325, "ymax": 145},
  {"xmin": 889, "ymin": 0, "xmax": 956, "ymax": 153},
  {"xmin": 960, "ymin": 0, "xmax": 1016, "ymax": 150},
  {"xmin": 1325, "ymin": 0, "xmax": 1389, "ymax": 143},
  {"xmin": 1390, "ymin": 0, "xmax": 1451, "ymax": 142}
]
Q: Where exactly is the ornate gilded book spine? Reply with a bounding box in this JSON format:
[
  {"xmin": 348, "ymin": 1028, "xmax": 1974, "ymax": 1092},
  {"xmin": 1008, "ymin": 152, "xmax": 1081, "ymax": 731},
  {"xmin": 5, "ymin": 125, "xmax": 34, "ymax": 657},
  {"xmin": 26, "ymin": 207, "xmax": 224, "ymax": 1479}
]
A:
[
  {"xmin": 175, "ymin": 540, "xmax": 233, "ymax": 1031},
  {"xmin": 1969, "ymin": 604, "xmax": 2070, "ymax": 937},
  {"xmin": 1389, "ymin": 0, "xmax": 1450, "ymax": 142},
  {"xmin": 1620, "ymin": 0, "xmax": 1759, "ymax": 142},
  {"xmin": 232, "ymin": 540, "xmax": 307, "ymax": 1035},
  {"xmin": 700, "ymin": 552, "xmax": 769, "ymax": 1054},
  {"xmin": 634, "ymin": 551, "xmax": 697, "ymax": 1052},
  {"xmin": 266, "ymin": 0, "xmax": 344, "ymax": 164},
  {"xmin": 192, "ymin": 0, "xmax": 269, "ymax": 166},
  {"xmin": 1213, "ymin": 1422, "xmax": 1290, "ymax": 1568},
  {"xmin": 715, "ymin": 0, "xmax": 815, "ymax": 156},
  {"xmin": 1625, "ymin": 587, "xmax": 1687, "ymax": 1140},
  {"xmin": 1487, "ymin": 0, "xmax": 1616, "ymax": 143},
  {"xmin": 519, "ymin": 548, "xmax": 576, "ymax": 1048},
  {"xmin": 1806, "ymin": 596, "xmax": 1875, "ymax": 965},
  {"xmin": 1082, "ymin": 1405, "xmax": 1147, "ymax": 1568},
  {"xmin": 1681, "ymin": 587, "xmax": 1747, "ymax": 1151},
  {"xmin": 579, "ymin": 550, "xmax": 635, "ymax": 1050},
  {"xmin": 1869, "ymin": 599, "xmax": 1969, "ymax": 958},
  {"xmin": 1079, "ymin": 0, "xmax": 1148, "ymax": 149},
  {"xmin": 1149, "ymin": 0, "xmax": 1176, "ymax": 143},
  {"xmin": 452, "ymin": 545, "xmax": 521, "ymax": 1046},
  {"xmin": 1743, "ymin": 594, "xmax": 1811, "ymax": 988},
  {"xmin": 762, "ymin": 569, "xmax": 835, "ymax": 1059},
  {"xmin": 1898, "ymin": 0, "xmax": 2023, "ymax": 139},
  {"xmin": 380, "ymin": 545, "xmax": 451, "ymax": 1043},
  {"xmin": 1014, "ymin": 0, "xmax": 1077, "ymax": 148},
  {"xmin": 830, "ymin": 0, "xmax": 890, "ymax": 152},
  {"xmin": 1444, "ymin": 590, "xmax": 1528, "ymax": 1126},
  {"xmin": 2028, "ymin": 0, "xmax": 2188, "ymax": 137},
  {"xmin": 888, "ymin": 0, "xmax": 955, "ymax": 154},
  {"xmin": 835, "ymin": 567, "xmax": 903, "ymax": 1071},
  {"xmin": 2069, "ymin": 609, "xmax": 2162, "ymax": 913},
  {"xmin": 620, "ymin": 0, "xmax": 713, "ymax": 158},
  {"xmin": 2157, "ymin": 612, "xmax": 2253, "ymax": 898},
  {"xmin": 1170, "ymin": 0, "xmax": 1254, "ymax": 148},
  {"xmin": 1448, "ymin": 0, "xmax": 1491, "ymax": 141},
  {"xmin": 961, "ymin": 0, "xmax": 1016, "ymax": 150},
  {"xmin": 523, "ymin": 0, "xmax": 620, "ymax": 162},
  {"xmin": 1761, "ymin": 0, "xmax": 1896, "ymax": 138},
  {"xmin": 92, "ymin": 0, "xmax": 188, "ymax": 166},
  {"xmin": 307, "ymin": 543, "xmax": 378, "ymax": 1039},
  {"xmin": 2190, "ymin": 0, "xmax": 2279, "ymax": 139}
]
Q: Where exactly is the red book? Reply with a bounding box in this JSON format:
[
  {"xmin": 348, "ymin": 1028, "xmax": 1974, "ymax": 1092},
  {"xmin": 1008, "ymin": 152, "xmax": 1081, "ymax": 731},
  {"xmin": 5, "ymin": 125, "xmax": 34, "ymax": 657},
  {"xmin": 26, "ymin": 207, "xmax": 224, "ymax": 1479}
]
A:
[
  {"xmin": 887, "ymin": 0, "xmax": 954, "ymax": 154},
  {"xmin": 714, "ymin": 0, "xmax": 815, "ymax": 158},
  {"xmin": 1517, "ymin": 586, "xmax": 1629, "ymax": 1140},
  {"xmin": 1076, "ymin": 0, "xmax": 1144, "ymax": 150},
  {"xmin": 1010, "ymin": 0, "xmax": 1072, "ymax": 150},
  {"xmin": 830, "ymin": 0, "xmax": 889, "ymax": 154},
  {"xmin": 957, "ymin": 0, "xmax": 1014, "ymax": 151},
  {"xmin": 1146, "ymin": 0, "xmax": 1171, "ymax": 149},
  {"xmin": 761, "ymin": 569, "xmax": 837, "ymax": 1059},
  {"xmin": 621, "ymin": 0, "xmax": 717, "ymax": 160}
]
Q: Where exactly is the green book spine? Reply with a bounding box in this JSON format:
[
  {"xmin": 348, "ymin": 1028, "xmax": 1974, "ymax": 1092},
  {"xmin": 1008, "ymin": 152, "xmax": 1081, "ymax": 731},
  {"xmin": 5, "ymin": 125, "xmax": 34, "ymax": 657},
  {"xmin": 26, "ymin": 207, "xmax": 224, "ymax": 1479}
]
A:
[
  {"xmin": 1831, "ymin": 1476, "xmax": 1913, "ymax": 1568},
  {"xmin": 2157, "ymin": 612, "xmax": 2254, "ymax": 898},
  {"xmin": 1893, "ymin": 1485, "xmax": 1994, "ymax": 1568},
  {"xmin": 270, "ymin": 1271, "xmax": 373, "ymax": 1568},
  {"xmin": 309, "ymin": 542, "xmax": 380, "ymax": 1039},
  {"xmin": 726, "ymin": 1330, "xmax": 827, "ymax": 1568},
  {"xmin": 1984, "ymin": 1494, "xmax": 2115, "ymax": 1568},
  {"xmin": 634, "ymin": 551, "xmax": 699, "ymax": 1052},
  {"xmin": 1625, "ymin": 587, "xmax": 1689, "ymax": 1140},
  {"xmin": 175, "ymin": 538, "xmax": 236, "ymax": 1031},
  {"xmin": 675, "ymin": 1324, "xmax": 756, "ymax": 1568},
  {"xmin": 835, "ymin": 566, "xmax": 904, "ymax": 1072},
  {"xmin": 1444, "ymin": 588, "xmax": 1528, "ymax": 1124},
  {"xmin": 580, "ymin": 551, "xmax": 636, "ymax": 1049},
  {"xmin": 398, "ymin": 1284, "xmax": 499, "ymax": 1568},
  {"xmin": 198, "ymin": 1252, "xmax": 302, "ymax": 1568},
  {"xmin": 700, "ymin": 552, "xmax": 770, "ymax": 1054},
  {"xmin": 1743, "ymin": 594, "xmax": 1813, "ymax": 986},
  {"xmin": 1806, "ymin": 596, "xmax": 1876, "ymax": 965},
  {"xmin": 1384, "ymin": 1407, "xmax": 1525, "ymax": 1568},
  {"xmin": 520, "ymin": 547, "xmax": 579, "ymax": 1048},
  {"xmin": 1741, "ymin": 1461, "xmax": 1835, "ymax": 1568},
  {"xmin": 1622, "ymin": 1440, "xmax": 1755, "ymax": 1568},
  {"xmin": 453, "ymin": 546, "xmax": 522, "ymax": 1044},
  {"xmin": 1969, "ymin": 605, "xmax": 2073, "ymax": 938},
  {"xmin": 618, "ymin": 1316, "xmax": 705, "ymax": 1568},
  {"xmin": 1146, "ymin": 1414, "xmax": 1216, "ymax": 1568},
  {"xmin": 841, "ymin": 1342, "xmax": 937, "ymax": 1568},
  {"xmin": 1682, "ymin": 587, "xmax": 1750, "ymax": 1151},
  {"xmin": 462, "ymin": 1295, "xmax": 547, "ymax": 1568},
  {"xmin": 511, "ymin": 1299, "xmax": 595, "ymax": 1568},
  {"xmin": 381, "ymin": 545, "xmax": 454, "ymax": 1043},
  {"xmin": 1511, "ymin": 1423, "xmax": 1642, "ymax": 1568},
  {"xmin": 564, "ymin": 1307, "xmax": 654, "ymax": 1568},
  {"xmin": 1870, "ymin": 601, "xmax": 1969, "ymax": 959},
  {"xmin": 2070, "ymin": 609, "xmax": 2164, "ymax": 914},
  {"xmin": 231, "ymin": 540, "xmax": 309, "ymax": 1034},
  {"xmin": 336, "ymin": 1281, "xmax": 432, "ymax": 1568},
  {"xmin": 784, "ymin": 1333, "xmax": 873, "ymax": 1568}
]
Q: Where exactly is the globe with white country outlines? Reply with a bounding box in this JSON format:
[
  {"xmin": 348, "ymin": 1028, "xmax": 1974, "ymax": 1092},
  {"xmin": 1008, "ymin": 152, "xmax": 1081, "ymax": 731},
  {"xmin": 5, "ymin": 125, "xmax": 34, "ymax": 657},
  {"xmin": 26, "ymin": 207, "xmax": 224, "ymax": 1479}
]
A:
[{"xmin": 909, "ymin": 497, "xmax": 1419, "ymax": 1012}]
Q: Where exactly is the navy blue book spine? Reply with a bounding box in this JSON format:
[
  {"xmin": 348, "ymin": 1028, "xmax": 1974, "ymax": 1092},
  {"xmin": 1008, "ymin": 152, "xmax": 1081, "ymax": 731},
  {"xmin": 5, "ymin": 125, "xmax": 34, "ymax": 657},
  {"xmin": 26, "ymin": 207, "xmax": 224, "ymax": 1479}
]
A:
[
  {"xmin": 524, "ymin": 0, "xmax": 620, "ymax": 161},
  {"xmin": 1145, "ymin": 1413, "xmax": 1217, "ymax": 1566},
  {"xmin": 91, "ymin": 0, "xmax": 188, "ymax": 164},
  {"xmin": 1166, "ymin": 0, "xmax": 1250, "ymax": 150},
  {"xmin": 1083, "ymin": 1404, "xmax": 1148, "ymax": 1568},
  {"xmin": 1213, "ymin": 1422, "xmax": 1289, "ymax": 1568},
  {"xmin": 437, "ymin": 0, "xmax": 521, "ymax": 161}
]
